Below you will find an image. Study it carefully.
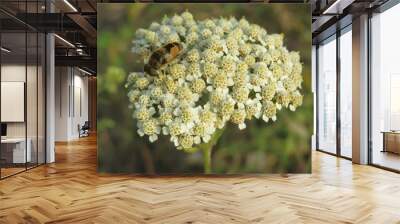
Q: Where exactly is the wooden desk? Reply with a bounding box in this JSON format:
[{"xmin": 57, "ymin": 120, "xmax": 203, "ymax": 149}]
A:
[
  {"xmin": 382, "ymin": 131, "xmax": 400, "ymax": 154},
  {"xmin": 1, "ymin": 138, "xmax": 31, "ymax": 163}
]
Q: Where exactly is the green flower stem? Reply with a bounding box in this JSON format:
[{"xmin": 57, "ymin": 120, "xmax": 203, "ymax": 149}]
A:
[
  {"xmin": 202, "ymin": 145, "xmax": 213, "ymax": 174},
  {"xmin": 198, "ymin": 128, "xmax": 225, "ymax": 174}
]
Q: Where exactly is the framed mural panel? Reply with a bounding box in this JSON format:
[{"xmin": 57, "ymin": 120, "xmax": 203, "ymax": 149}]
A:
[{"xmin": 97, "ymin": 3, "xmax": 312, "ymax": 174}]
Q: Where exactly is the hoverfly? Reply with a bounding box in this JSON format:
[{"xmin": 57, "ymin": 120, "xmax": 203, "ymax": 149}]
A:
[{"xmin": 144, "ymin": 42, "xmax": 183, "ymax": 76}]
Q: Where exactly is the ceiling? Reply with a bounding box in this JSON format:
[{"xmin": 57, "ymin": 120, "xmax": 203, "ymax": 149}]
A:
[
  {"xmin": 0, "ymin": 0, "xmax": 97, "ymax": 74},
  {"xmin": 1, "ymin": 32, "xmax": 46, "ymax": 65},
  {"xmin": 1, "ymin": 0, "xmax": 395, "ymax": 72},
  {"xmin": 311, "ymin": 0, "xmax": 390, "ymax": 43}
]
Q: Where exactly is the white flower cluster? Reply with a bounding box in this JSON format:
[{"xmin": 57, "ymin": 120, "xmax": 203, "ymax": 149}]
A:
[{"xmin": 126, "ymin": 11, "xmax": 303, "ymax": 150}]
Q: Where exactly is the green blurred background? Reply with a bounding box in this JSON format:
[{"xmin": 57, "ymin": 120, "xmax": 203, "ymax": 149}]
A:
[{"xmin": 97, "ymin": 3, "xmax": 312, "ymax": 174}]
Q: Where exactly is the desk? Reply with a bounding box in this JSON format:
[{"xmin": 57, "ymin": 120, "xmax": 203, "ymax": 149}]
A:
[
  {"xmin": 382, "ymin": 131, "xmax": 400, "ymax": 154},
  {"xmin": 1, "ymin": 138, "xmax": 31, "ymax": 163}
]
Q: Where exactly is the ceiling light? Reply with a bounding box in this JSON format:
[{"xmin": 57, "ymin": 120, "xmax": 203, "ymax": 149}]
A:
[
  {"xmin": 54, "ymin": 34, "xmax": 75, "ymax": 48},
  {"xmin": 322, "ymin": 0, "xmax": 342, "ymax": 14},
  {"xmin": 76, "ymin": 48, "xmax": 85, "ymax": 55},
  {"xmin": 1, "ymin": 47, "xmax": 11, "ymax": 53},
  {"xmin": 78, "ymin": 67, "xmax": 93, "ymax": 76},
  {"xmin": 63, "ymin": 0, "xmax": 78, "ymax": 12},
  {"xmin": 322, "ymin": 0, "xmax": 354, "ymax": 15}
]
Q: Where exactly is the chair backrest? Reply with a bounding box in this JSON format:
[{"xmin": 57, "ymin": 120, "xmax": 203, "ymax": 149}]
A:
[{"xmin": 82, "ymin": 121, "xmax": 90, "ymax": 129}]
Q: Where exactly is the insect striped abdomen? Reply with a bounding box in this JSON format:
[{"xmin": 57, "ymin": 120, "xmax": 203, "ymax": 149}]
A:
[{"xmin": 144, "ymin": 42, "xmax": 183, "ymax": 76}]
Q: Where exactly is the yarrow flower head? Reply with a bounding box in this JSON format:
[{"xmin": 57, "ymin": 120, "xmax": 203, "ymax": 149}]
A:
[{"xmin": 128, "ymin": 11, "xmax": 304, "ymax": 150}]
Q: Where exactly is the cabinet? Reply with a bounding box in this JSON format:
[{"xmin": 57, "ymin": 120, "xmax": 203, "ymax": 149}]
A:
[{"xmin": 382, "ymin": 132, "xmax": 400, "ymax": 154}]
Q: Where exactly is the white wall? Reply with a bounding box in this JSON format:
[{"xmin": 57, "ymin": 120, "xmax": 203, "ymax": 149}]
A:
[
  {"xmin": 1, "ymin": 66, "xmax": 26, "ymax": 135},
  {"xmin": 1, "ymin": 65, "xmax": 35, "ymax": 138},
  {"xmin": 71, "ymin": 73, "xmax": 89, "ymax": 138},
  {"xmin": 55, "ymin": 67, "xmax": 69, "ymax": 141},
  {"xmin": 1, "ymin": 63, "xmax": 46, "ymax": 164},
  {"xmin": 55, "ymin": 67, "xmax": 89, "ymax": 141}
]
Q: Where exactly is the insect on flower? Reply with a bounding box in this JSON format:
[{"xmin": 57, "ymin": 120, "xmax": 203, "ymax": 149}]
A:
[{"xmin": 144, "ymin": 42, "xmax": 183, "ymax": 76}]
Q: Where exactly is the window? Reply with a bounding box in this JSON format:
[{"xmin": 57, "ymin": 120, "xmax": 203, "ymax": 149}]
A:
[
  {"xmin": 339, "ymin": 27, "xmax": 352, "ymax": 158},
  {"xmin": 370, "ymin": 3, "xmax": 400, "ymax": 171},
  {"xmin": 317, "ymin": 36, "xmax": 337, "ymax": 154}
]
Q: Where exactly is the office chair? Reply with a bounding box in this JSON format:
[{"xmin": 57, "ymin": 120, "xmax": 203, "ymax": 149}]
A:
[{"xmin": 79, "ymin": 121, "xmax": 90, "ymax": 138}]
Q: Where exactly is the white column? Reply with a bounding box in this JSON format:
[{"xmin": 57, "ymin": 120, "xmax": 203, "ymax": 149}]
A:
[
  {"xmin": 46, "ymin": 1, "xmax": 55, "ymax": 163},
  {"xmin": 352, "ymin": 14, "xmax": 369, "ymax": 164},
  {"xmin": 46, "ymin": 33, "xmax": 55, "ymax": 163}
]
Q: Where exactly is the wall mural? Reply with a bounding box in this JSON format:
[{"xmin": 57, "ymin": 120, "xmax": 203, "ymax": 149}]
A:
[{"xmin": 98, "ymin": 3, "xmax": 312, "ymax": 174}]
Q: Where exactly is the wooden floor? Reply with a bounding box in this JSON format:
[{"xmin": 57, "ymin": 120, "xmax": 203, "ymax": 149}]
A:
[
  {"xmin": 0, "ymin": 167, "xmax": 26, "ymax": 178},
  {"xmin": 373, "ymin": 150, "xmax": 400, "ymax": 171},
  {"xmin": 1, "ymin": 135, "xmax": 400, "ymax": 224}
]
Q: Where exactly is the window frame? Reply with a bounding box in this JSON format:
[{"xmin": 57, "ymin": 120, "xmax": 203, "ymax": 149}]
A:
[{"xmin": 315, "ymin": 23, "xmax": 353, "ymax": 160}]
